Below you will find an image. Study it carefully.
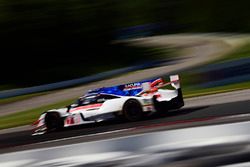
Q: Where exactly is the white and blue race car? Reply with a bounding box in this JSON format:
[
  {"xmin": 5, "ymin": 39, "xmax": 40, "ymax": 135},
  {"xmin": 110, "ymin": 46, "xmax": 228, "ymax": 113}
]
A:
[{"xmin": 33, "ymin": 75, "xmax": 184, "ymax": 134}]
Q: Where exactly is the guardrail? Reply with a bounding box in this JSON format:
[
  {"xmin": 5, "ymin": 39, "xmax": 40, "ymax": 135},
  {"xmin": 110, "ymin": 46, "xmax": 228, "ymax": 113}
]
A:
[
  {"xmin": 190, "ymin": 57, "xmax": 250, "ymax": 88},
  {"xmin": 0, "ymin": 59, "xmax": 176, "ymax": 99}
]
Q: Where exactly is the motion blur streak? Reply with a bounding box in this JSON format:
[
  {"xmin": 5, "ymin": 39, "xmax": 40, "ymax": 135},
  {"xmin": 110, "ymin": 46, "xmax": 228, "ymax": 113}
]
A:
[
  {"xmin": 0, "ymin": 0, "xmax": 250, "ymax": 166},
  {"xmin": 1, "ymin": 121, "xmax": 250, "ymax": 167}
]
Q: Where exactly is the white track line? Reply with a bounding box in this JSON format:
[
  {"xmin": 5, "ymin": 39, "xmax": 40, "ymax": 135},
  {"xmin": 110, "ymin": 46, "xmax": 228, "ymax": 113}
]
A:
[{"xmin": 27, "ymin": 128, "xmax": 135, "ymax": 147}]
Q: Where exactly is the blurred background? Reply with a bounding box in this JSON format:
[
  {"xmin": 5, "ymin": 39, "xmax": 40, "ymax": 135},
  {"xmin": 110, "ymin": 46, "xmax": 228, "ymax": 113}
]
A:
[
  {"xmin": 1, "ymin": 1, "xmax": 250, "ymax": 166},
  {"xmin": 1, "ymin": 0, "xmax": 250, "ymax": 89}
]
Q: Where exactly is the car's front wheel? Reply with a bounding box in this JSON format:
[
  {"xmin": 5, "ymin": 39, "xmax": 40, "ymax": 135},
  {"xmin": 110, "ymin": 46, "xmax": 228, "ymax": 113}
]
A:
[
  {"xmin": 122, "ymin": 99, "xmax": 143, "ymax": 121},
  {"xmin": 45, "ymin": 112, "xmax": 64, "ymax": 132}
]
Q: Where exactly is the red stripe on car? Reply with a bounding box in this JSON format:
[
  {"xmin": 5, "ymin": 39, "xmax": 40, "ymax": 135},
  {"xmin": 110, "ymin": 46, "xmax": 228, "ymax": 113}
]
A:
[{"xmin": 69, "ymin": 103, "xmax": 103, "ymax": 112}]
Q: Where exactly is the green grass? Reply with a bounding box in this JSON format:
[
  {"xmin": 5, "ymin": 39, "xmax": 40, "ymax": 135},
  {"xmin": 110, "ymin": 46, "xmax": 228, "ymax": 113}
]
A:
[
  {"xmin": 210, "ymin": 42, "xmax": 250, "ymax": 64},
  {"xmin": 182, "ymin": 81, "xmax": 250, "ymax": 98},
  {"xmin": 0, "ymin": 98, "xmax": 75, "ymax": 130}
]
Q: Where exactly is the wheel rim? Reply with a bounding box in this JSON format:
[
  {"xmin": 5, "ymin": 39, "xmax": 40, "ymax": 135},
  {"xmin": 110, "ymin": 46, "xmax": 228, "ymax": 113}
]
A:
[{"xmin": 124, "ymin": 100, "xmax": 142, "ymax": 121}]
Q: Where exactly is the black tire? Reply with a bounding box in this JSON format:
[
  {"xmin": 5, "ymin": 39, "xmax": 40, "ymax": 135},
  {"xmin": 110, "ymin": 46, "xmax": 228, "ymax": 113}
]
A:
[
  {"xmin": 122, "ymin": 99, "xmax": 143, "ymax": 121},
  {"xmin": 45, "ymin": 112, "xmax": 64, "ymax": 132}
]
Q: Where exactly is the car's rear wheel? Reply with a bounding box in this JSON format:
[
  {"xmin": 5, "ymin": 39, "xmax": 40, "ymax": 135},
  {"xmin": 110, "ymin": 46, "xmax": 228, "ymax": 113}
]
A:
[
  {"xmin": 152, "ymin": 95, "xmax": 168, "ymax": 114},
  {"xmin": 45, "ymin": 112, "xmax": 64, "ymax": 132},
  {"xmin": 122, "ymin": 99, "xmax": 143, "ymax": 121}
]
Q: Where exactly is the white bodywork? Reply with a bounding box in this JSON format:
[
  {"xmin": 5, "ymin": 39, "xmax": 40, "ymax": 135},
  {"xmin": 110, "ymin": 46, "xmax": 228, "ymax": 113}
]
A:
[
  {"xmin": 64, "ymin": 96, "xmax": 153, "ymax": 127},
  {"xmin": 33, "ymin": 75, "xmax": 183, "ymax": 134}
]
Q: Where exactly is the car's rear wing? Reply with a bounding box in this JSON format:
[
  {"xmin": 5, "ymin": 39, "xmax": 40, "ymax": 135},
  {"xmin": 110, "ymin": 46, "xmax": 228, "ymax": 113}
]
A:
[
  {"xmin": 164, "ymin": 74, "xmax": 180, "ymax": 89},
  {"xmin": 140, "ymin": 75, "xmax": 181, "ymax": 94}
]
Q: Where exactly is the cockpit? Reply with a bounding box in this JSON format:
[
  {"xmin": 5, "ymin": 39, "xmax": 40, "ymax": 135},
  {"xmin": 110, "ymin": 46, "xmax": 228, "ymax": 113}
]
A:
[{"xmin": 69, "ymin": 93, "xmax": 120, "ymax": 108}]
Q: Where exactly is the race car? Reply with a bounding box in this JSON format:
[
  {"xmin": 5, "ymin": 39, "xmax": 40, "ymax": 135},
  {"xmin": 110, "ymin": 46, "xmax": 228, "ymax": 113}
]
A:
[{"xmin": 32, "ymin": 75, "xmax": 184, "ymax": 135}]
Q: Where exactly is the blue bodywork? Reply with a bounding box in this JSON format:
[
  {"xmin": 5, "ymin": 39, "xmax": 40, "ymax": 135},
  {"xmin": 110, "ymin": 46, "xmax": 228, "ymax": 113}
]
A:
[{"xmin": 86, "ymin": 78, "xmax": 158, "ymax": 96}]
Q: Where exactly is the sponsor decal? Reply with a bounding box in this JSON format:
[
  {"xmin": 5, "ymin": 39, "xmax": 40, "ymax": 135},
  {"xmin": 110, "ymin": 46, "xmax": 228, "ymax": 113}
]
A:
[{"xmin": 123, "ymin": 83, "xmax": 142, "ymax": 90}]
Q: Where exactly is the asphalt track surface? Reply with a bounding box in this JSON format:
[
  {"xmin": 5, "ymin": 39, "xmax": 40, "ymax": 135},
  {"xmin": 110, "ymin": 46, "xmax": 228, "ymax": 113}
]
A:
[{"xmin": 0, "ymin": 99, "xmax": 249, "ymax": 154}]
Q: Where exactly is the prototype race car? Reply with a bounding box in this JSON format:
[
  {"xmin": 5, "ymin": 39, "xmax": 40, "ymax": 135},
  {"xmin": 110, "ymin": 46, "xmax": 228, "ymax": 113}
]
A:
[{"xmin": 33, "ymin": 75, "xmax": 184, "ymax": 135}]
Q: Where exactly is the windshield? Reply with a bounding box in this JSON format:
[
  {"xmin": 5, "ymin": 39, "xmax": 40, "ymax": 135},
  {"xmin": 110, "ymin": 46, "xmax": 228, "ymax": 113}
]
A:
[
  {"xmin": 79, "ymin": 95, "xmax": 97, "ymax": 105},
  {"xmin": 70, "ymin": 94, "xmax": 120, "ymax": 108},
  {"xmin": 69, "ymin": 95, "xmax": 98, "ymax": 108}
]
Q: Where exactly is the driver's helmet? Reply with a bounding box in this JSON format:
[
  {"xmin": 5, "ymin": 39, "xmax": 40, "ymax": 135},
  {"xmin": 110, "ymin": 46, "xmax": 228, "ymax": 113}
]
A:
[{"xmin": 78, "ymin": 94, "xmax": 99, "ymax": 105}]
